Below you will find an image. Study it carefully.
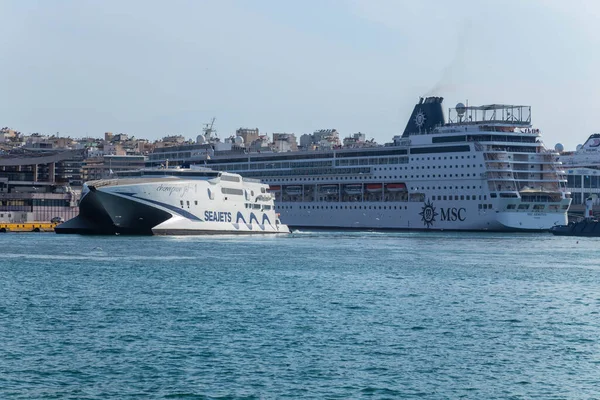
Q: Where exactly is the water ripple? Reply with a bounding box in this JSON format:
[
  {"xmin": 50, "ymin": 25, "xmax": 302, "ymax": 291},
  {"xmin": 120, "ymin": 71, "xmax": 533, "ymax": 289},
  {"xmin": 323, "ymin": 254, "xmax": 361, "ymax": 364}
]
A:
[{"xmin": 0, "ymin": 232, "xmax": 599, "ymax": 398}]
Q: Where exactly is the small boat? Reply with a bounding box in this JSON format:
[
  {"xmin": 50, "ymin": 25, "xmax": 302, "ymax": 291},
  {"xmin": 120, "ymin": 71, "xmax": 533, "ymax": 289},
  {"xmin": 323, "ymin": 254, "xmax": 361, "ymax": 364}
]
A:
[
  {"xmin": 344, "ymin": 184, "xmax": 362, "ymax": 195},
  {"xmin": 319, "ymin": 185, "xmax": 338, "ymax": 194},
  {"xmin": 386, "ymin": 183, "xmax": 407, "ymax": 192},
  {"xmin": 285, "ymin": 186, "xmax": 302, "ymax": 195},
  {"xmin": 366, "ymin": 183, "xmax": 383, "ymax": 193},
  {"xmin": 550, "ymin": 196, "xmax": 600, "ymax": 236}
]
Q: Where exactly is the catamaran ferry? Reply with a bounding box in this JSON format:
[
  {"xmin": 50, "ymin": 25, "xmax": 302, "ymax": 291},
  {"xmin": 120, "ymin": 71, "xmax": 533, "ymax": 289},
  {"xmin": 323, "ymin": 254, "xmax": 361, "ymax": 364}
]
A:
[
  {"xmin": 149, "ymin": 97, "xmax": 571, "ymax": 231},
  {"xmin": 55, "ymin": 168, "xmax": 289, "ymax": 235}
]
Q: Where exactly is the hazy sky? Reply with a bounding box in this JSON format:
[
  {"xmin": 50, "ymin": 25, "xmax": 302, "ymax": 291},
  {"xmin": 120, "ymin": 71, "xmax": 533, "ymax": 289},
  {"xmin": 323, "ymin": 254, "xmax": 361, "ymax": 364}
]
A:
[{"xmin": 1, "ymin": 0, "xmax": 599, "ymax": 150}]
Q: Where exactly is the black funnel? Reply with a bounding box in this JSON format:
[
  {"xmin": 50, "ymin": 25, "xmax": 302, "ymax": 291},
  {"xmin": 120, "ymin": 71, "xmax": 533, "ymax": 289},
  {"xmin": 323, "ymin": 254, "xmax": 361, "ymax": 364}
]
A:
[{"xmin": 402, "ymin": 96, "xmax": 445, "ymax": 137}]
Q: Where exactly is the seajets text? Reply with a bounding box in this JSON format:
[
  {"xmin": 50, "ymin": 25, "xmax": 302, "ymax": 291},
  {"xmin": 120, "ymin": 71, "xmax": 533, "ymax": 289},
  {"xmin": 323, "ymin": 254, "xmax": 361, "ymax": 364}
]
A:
[{"xmin": 205, "ymin": 211, "xmax": 232, "ymax": 222}]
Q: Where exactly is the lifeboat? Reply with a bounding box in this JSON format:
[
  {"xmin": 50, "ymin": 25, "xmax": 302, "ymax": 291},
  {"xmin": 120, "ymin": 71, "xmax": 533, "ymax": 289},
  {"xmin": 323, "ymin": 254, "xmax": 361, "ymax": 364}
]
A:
[
  {"xmin": 268, "ymin": 185, "xmax": 281, "ymax": 191},
  {"xmin": 284, "ymin": 186, "xmax": 302, "ymax": 195},
  {"xmin": 366, "ymin": 183, "xmax": 383, "ymax": 193},
  {"xmin": 344, "ymin": 184, "xmax": 362, "ymax": 195},
  {"xmin": 319, "ymin": 185, "xmax": 339, "ymax": 194},
  {"xmin": 385, "ymin": 183, "xmax": 407, "ymax": 192}
]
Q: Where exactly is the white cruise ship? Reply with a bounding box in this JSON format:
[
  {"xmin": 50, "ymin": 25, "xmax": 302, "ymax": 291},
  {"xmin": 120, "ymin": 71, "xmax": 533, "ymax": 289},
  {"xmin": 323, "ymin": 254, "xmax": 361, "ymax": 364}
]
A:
[
  {"xmin": 557, "ymin": 134, "xmax": 600, "ymax": 206},
  {"xmin": 148, "ymin": 97, "xmax": 571, "ymax": 231},
  {"xmin": 55, "ymin": 168, "xmax": 289, "ymax": 235}
]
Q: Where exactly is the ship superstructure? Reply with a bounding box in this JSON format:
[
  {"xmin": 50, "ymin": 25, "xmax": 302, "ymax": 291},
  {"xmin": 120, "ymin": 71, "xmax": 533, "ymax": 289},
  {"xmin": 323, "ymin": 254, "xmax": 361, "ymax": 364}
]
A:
[
  {"xmin": 151, "ymin": 97, "xmax": 571, "ymax": 231},
  {"xmin": 558, "ymin": 134, "xmax": 600, "ymax": 206}
]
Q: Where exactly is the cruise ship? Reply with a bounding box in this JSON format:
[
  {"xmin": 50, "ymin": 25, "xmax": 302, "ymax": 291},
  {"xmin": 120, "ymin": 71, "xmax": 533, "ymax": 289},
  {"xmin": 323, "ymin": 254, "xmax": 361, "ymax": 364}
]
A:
[
  {"xmin": 150, "ymin": 97, "xmax": 572, "ymax": 231},
  {"xmin": 558, "ymin": 133, "xmax": 600, "ymax": 207},
  {"xmin": 55, "ymin": 168, "xmax": 289, "ymax": 235}
]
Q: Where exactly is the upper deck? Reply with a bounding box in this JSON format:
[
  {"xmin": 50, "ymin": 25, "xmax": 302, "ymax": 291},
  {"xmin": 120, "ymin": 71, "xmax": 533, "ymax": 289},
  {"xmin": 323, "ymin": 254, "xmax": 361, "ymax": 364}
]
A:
[{"xmin": 446, "ymin": 103, "xmax": 531, "ymax": 128}]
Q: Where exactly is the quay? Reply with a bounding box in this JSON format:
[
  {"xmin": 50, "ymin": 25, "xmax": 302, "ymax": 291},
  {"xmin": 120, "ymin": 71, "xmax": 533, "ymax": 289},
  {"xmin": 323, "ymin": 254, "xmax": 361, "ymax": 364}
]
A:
[{"xmin": 0, "ymin": 222, "xmax": 60, "ymax": 232}]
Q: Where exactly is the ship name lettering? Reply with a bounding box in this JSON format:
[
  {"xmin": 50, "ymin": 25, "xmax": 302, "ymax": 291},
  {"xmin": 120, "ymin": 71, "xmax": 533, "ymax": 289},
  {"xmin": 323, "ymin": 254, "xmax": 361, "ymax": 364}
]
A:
[
  {"xmin": 205, "ymin": 211, "xmax": 232, "ymax": 222},
  {"xmin": 440, "ymin": 207, "xmax": 466, "ymax": 222}
]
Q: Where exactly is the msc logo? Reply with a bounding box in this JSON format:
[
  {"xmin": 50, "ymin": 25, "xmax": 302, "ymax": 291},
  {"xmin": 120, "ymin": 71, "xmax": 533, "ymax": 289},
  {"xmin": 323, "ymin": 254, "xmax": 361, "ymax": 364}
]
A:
[
  {"xmin": 419, "ymin": 199, "xmax": 438, "ymax": 228},
  {"xmin": 420, "ymin": 200, "xmax": 467, "ymax": 228}
]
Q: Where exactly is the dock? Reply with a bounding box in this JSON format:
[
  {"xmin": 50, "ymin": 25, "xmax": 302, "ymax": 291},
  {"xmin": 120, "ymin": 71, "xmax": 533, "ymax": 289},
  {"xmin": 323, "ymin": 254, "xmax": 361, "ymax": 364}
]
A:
[{"xmin": 0, "ymin": 222, "xmax": 60, "ymax": 232}]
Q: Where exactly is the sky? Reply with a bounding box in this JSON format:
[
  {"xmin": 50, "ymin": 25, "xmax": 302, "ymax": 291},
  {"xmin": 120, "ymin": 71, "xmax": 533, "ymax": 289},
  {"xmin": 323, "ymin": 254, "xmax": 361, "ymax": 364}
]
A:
[{"xmin": 1, "ymin": 0, "xmax": 599, "ymax": 150}]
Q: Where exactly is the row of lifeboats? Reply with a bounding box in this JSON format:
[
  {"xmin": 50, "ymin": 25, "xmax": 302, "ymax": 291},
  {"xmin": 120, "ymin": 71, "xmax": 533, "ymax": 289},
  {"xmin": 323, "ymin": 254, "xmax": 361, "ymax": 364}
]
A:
[{"xmin": 269, "ymin": 183, "xmax": 407, "ymax": 195}]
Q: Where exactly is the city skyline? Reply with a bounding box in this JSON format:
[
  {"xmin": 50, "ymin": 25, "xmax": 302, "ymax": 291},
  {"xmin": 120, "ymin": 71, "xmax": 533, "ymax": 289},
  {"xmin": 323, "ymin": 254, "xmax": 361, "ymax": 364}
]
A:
[{"xmin": 1, "ymin": 0, "xmax": 599, "ymax": 151}]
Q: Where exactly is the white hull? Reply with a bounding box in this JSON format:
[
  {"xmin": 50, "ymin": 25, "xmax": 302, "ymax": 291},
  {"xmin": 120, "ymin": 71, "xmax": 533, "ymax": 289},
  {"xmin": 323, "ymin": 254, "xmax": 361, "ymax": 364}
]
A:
[{"xmin": 275, "ymin": 199, "xmax": 568, "ymax": 231}]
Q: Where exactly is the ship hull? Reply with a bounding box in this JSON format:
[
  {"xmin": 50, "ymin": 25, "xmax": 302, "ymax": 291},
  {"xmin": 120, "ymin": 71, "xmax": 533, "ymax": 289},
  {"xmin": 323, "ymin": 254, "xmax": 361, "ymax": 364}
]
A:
[
  {"xmin": 275, "ymin": 200, "xmax": 567, "ymax": 232},
  {"xmin": 56, "ymin": 179, "xmax": 290, "ymax": 235}
]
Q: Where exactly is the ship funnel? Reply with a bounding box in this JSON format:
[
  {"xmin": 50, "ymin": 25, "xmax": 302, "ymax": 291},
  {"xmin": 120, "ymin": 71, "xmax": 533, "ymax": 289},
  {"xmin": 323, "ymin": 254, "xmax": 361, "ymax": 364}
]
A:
[{"xmin": 402, "ymin": 96, "xmax": 445, "ymax": 138}]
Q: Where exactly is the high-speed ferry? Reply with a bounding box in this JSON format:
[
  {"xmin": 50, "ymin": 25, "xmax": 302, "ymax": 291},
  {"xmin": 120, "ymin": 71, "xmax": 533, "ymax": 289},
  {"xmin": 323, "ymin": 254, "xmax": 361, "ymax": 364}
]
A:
[
  {"xmin": 195, "ymin": 97, "xmax": 571, "ymax": 231},
  {"xmin": 55, "ymin": 167, "xmax": 289, "ymax": 235}
]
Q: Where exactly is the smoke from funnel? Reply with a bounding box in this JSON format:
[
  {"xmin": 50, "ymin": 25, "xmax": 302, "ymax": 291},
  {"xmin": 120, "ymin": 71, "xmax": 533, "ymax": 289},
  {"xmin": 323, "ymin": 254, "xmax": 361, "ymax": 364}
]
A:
[{"xmin": 425, "ymin": 19, "xmax": 473, "ymax": 96}]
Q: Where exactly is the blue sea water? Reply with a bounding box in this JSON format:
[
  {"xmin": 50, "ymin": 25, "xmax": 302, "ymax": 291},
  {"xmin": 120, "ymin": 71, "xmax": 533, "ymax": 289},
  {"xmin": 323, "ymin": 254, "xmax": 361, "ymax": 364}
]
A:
[{"xmin": 1, "ymin": 231, "xmax": 599, "ymax": 399}]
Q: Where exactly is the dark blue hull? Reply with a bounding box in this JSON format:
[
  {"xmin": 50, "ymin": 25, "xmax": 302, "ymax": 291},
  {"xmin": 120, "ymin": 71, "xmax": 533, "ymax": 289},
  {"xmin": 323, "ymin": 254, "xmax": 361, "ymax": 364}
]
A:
[
  {"xmin": 549, "ymin": 220, "xmax": 600, "ymax": 236},
  {"xmin": 55, "ymin": 189, "xmax": 172, "ymax": 235}
]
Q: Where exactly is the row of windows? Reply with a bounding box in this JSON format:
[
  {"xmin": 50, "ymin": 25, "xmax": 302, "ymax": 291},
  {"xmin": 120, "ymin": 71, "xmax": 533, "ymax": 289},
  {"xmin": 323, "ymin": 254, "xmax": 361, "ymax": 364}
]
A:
[
  {"xmin": 213, "ymin": 154, "xmax": 480, "ymax": 172},
  {"xmin": 566, "ymin": 175, "xmax": 600, "ymax": 188},
  {"xmin": 271, "ymin": 173, "xmax": 484, "ymax": 183},
  {"xmin": 178, "ymin": 199, "xmax": 272, "ymax": 211},
  {"xmin": 277, "ymin": 205, "xmax": 409, "ymax": 210},
  {"xmin": 276, "ymin": 202, "xmax": 567, "ymax": 212},
  {"xmin": 239, "ymin": 167, "xmax": 371, "ymax": 178},
  {"xmin": 432, "ymin": 195, "xmax": 484, "ymax": 201},
  {"xmin": 221, "ymin": 187, "xmax": 244, "ymax": 196}
]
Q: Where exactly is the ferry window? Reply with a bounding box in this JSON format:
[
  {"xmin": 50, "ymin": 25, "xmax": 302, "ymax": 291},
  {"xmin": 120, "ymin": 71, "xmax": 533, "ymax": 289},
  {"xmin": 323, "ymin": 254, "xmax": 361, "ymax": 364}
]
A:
[
  {"xmin": 194, "ymin": 201, "xmax": 198, "ymax": 206},
  {"xmin": 507, "ymin": 204, "xmax": 517, "ymax": 209},
  {"xmin": 484, "ymin": 195, "xmax": 487, "ymax": 200},
  {"xmin": 466, "ymin": 195, "xmax": 470, "ymax": 200},
  {"xmin": 180, "ymin": 200, "xmax": 184, "ymax": 207},
  {"xmin": 455, "ymin": 196, "xmax": 459, "ymax": 200},
  {"xmin": 443, "ymin": 196, "xmax": 447, "ymax": 200},
  {"xmin": 478, "ymin": 204, "xmax": 482, "ymax": 209},
  {"xmin": 533, "ymin": 204, "xmax": 545, "ymax": 210},
  {"xmin": 460, "ymin": 196, "xmax": 464, "ymax": 200}
]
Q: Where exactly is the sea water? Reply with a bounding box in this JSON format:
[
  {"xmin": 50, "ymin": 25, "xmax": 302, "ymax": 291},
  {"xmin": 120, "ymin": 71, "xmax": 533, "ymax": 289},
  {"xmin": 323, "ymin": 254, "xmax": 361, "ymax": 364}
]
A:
[{"xmin": 1, "ymin": 231, "xmax": 599, "ymax": 399}]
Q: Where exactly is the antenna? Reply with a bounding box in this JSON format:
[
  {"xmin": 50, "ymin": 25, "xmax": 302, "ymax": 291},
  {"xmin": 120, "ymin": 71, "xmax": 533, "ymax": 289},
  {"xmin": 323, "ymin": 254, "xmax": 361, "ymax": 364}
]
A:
[{"xmin": 203, "ymin": 117, "xmax": 217, "ymax": 139}]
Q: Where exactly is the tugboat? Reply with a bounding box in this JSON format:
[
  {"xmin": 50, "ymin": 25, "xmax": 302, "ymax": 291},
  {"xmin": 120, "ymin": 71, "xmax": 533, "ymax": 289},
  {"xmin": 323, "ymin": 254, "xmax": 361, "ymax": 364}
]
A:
[{"xmin": 550, "ymin": 196, "xmax": 600, "ymax": 236}]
